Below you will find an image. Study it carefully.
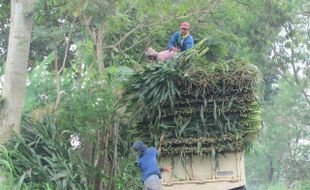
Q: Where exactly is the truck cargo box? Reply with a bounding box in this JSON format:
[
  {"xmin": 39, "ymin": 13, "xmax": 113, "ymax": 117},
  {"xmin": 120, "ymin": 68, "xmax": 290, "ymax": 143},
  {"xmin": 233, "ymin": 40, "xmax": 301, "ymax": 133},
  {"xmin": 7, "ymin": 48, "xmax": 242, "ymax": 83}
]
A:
[{"xmin": 160, "ymin": 152, "xmax": 246, "ymax": 190}]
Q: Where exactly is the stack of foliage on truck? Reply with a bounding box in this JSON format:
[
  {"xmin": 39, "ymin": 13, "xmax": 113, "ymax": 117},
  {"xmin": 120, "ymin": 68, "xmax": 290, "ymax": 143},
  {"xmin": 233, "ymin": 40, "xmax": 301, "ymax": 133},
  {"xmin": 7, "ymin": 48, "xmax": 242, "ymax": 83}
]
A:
[{"xmin": 123, "ymin": 43, "xmax": 261, "ymax": 156}]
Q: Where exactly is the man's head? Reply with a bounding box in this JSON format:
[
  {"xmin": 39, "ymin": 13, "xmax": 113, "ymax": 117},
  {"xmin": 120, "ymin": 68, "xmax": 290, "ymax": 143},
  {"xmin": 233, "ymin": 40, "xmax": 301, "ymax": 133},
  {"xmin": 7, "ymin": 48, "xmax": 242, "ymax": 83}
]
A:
[
  {"xmin": 180, "ymin": 22, "xmax": 190, "ymax": 36},
  {"xmin": 132, "ymin": 141, "xmax": 147, "ymax": 157}
]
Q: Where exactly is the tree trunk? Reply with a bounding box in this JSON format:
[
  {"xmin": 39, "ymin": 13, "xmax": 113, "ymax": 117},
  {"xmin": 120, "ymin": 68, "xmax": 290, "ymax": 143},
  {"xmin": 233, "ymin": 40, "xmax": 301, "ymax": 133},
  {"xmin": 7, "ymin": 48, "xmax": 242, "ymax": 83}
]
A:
[
  {"xmin": 268, "ymin": 160, "xmax": 274, "ymax": 182},
  {"xmin": 0, "ymin": 0, "xmax": 36, "ymax": 144},
  {"xmin": 108, "ymin": 124, "xmax": 118, "ymax": 190},
  {"xmin": 94, "ymin": 130, "xmax": 109, "ymax": 190},
  {"xmin": 96, "ymin": 24, "xmax": 105, "ymax": 74}
]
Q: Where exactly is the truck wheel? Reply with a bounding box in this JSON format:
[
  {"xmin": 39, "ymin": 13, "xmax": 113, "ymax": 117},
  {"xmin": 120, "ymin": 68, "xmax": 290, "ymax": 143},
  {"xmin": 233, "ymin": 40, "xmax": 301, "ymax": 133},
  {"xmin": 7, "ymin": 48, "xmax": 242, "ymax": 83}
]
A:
[{"xmin": 230, "ymin": 186, "xmax": 248, "ymax": 190}]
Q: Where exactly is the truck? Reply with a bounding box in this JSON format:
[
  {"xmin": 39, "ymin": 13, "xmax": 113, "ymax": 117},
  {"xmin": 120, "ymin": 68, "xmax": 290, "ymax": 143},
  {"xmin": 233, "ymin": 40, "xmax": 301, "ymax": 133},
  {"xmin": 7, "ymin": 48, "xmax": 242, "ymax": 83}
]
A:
[
  {"xmin": 160, "ymin": 152, "xmax": 247, "ymax": 190},
  {"xmin": 125, "ymin": 47, "xmax": 260, "ymax": 190}
]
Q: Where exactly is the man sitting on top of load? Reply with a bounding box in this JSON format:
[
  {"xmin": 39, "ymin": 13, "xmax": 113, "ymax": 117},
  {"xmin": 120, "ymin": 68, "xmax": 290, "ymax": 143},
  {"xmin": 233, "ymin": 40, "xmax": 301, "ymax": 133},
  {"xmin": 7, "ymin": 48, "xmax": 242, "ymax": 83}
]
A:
[
  {"xmin": 145, "ymin": 22, "xmax": 194, "ymax": 62},
  {"xmin": 168, "ymin": 21, "xmax": 195, "ymax": 52}
]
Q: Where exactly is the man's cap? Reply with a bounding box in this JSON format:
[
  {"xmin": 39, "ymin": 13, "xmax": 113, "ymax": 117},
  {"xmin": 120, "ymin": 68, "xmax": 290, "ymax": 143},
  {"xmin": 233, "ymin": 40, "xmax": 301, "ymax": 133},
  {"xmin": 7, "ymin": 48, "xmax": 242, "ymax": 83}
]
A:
[
  {"xmin": 180, "ymin": 22, "xmax": 190, "ymax": 29},
  {"xmin": 132, "ymin": 141, "xmax": 147, "ymax": 153}
]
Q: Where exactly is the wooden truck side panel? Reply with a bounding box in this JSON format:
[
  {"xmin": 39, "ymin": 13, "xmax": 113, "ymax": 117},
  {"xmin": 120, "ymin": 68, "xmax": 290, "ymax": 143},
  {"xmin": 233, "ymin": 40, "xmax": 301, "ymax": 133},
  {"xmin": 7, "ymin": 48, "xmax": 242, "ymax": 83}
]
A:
[{"xmin": 160, "ymin": 152, "xmax": 246, "ymax": 190}]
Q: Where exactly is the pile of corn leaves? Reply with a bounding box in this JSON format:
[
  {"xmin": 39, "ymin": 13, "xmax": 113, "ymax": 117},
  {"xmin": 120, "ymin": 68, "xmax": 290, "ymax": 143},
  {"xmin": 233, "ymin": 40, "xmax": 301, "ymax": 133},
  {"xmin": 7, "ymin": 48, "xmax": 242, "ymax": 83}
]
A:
[{"xmin": 123, "ymin": 40, "xmax": 261, "ymax": 156}]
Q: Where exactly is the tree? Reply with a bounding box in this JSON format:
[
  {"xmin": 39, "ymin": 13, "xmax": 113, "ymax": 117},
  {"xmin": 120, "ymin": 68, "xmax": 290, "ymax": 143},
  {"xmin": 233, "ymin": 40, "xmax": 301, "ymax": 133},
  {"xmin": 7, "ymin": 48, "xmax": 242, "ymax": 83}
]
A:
[
  {"xmin": 246, "ymin": 3, "xmax": 310, "ymax": 188},
  {"xmin": 246, "ymin": 80, "xmax": 310, "ymax": 188},
  {"xmin": 0, "ymin": 0, "xmax": 36, "ymax": 144}
]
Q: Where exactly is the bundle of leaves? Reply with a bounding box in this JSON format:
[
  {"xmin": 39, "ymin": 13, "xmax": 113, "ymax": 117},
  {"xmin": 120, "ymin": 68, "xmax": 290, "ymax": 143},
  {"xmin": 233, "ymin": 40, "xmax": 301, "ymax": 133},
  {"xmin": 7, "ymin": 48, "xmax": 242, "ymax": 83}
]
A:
[
  {"xmin": 123, "ymin": 44, "xmax": 261, "ymax": 156},
  {"xmin": 0, "ymin": 116, "xmax": 91, "ymax": 190}
]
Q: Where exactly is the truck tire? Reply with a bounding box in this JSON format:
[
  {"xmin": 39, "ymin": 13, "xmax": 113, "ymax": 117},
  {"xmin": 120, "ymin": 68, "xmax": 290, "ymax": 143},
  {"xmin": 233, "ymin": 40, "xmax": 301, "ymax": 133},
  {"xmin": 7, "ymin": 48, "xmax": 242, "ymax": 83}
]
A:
[{"xmin": 230, "ymin": 186, "xmax": 248, "ymax": 190}]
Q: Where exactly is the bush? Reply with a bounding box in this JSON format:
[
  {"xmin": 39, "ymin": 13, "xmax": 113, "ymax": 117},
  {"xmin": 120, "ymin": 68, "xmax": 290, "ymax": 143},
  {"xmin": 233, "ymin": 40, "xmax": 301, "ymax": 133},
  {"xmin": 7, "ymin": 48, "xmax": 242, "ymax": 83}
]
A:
[{"xmin": 0, "ymin": 116, "xmax": 91, "ymax": 190}]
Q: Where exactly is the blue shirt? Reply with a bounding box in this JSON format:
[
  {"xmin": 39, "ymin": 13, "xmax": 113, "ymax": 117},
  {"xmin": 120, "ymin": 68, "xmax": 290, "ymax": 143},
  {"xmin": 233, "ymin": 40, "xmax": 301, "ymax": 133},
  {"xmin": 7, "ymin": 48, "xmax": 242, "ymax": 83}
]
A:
[
  {"xmin": 137, "ymin": 147, "xmax": 161, "ymax": 183},
  {"xmin": 168, "ymin": 31, "xmax": 194, "ymax": 51}
]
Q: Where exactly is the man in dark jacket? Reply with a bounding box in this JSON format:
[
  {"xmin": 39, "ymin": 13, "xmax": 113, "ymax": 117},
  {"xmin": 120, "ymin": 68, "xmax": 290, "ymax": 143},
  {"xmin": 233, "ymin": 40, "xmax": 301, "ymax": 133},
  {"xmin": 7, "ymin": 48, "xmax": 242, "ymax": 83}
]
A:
[
  {"xmin": 132, "ymin": 141, "xmax": 172, "ymax": 190},
  {"xmin": 168, "ymin": 22, "xmax": 194, "ymax": 52}
]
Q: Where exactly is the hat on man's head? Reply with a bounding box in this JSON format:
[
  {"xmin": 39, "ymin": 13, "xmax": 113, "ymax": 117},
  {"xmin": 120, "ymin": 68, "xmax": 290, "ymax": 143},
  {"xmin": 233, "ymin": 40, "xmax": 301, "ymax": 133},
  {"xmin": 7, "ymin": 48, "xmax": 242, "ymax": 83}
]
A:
[
  {"xmin": 180, "ymin": 22, "xmax": 190, "ymax": 29},
  {"xmin": 132, "ymin": 141, "xmax": 147, "ymax": 156}
]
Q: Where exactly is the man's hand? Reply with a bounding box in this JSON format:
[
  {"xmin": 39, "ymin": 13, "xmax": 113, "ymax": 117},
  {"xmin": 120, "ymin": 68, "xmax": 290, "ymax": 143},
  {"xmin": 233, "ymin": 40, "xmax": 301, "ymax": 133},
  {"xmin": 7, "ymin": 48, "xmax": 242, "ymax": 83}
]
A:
[
  {"xmin": 165, "ymin": 166, "xmax": 173, "ymax": 173},
  {"xmin": 172, "ymin": 47, "xmax": 179, "ymax": 52},
  {"xmin": 162, "ymin": 166, "xmax": 173, "ymax": 173},
  {"xmin": 169, "ymin": 47, "xmax": 179, "ymax": 52}
]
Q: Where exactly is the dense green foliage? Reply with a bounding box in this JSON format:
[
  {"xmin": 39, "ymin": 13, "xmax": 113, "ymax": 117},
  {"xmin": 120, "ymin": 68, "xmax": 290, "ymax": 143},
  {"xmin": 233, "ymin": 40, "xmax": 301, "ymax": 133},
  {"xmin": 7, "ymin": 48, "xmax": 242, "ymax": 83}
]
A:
[{"xmin": 0, "ymin": 116, "xmax": 90, "ymax": 189}]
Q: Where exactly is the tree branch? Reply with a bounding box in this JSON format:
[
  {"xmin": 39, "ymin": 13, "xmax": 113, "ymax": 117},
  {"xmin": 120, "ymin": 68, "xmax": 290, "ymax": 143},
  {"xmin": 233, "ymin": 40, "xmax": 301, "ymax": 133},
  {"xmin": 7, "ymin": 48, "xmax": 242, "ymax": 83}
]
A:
[
  {"xmin": 289, "ymin": 47, "xmax": 310, "ymax": 108},
  {"xmin": 122, "ymin": 35, "xmax": 150, "ymax": 53},
  {"xmin": 53, "ymin": 49, "xmax": 60, "ymax": 112},
  {"xmin": 53, "ymin": 17, "xmax": 77, "ymax": 112},
  {"xmin": 298, "ymin": 12, "xmax": 310, "ymax": 17},
  {"xmin": 279, "ymin": 70, "xmax": 310, "ymax": 108},
  {"xmin": 104, "ymin": 3, "xmax": 220, "ymax": 50},
  {"xmin": 82, "ymin": 15, "xmax": 97, "ymax": 43}
]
